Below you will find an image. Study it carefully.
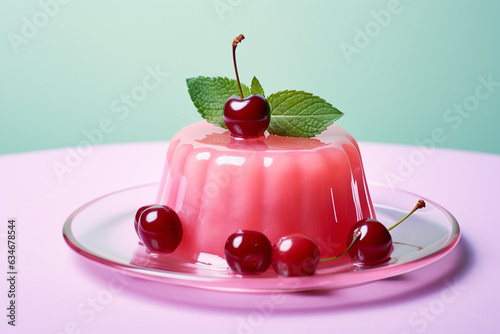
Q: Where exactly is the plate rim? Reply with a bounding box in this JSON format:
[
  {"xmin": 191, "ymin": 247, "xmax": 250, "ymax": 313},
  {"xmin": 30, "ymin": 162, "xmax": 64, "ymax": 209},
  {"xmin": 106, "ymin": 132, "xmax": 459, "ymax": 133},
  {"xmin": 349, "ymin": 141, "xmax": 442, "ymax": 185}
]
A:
[{"xmin": 62, "ymin": 182, "xmax": 460, "ymax": 292}]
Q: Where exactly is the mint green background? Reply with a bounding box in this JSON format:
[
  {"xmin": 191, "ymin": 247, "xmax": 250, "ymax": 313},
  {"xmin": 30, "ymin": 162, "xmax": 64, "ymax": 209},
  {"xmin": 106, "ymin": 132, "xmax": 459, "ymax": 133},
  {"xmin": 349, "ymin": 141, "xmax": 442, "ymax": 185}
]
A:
[{"xmin": 1, "ymin": 0, "xmax": 499, "ymax": 155}]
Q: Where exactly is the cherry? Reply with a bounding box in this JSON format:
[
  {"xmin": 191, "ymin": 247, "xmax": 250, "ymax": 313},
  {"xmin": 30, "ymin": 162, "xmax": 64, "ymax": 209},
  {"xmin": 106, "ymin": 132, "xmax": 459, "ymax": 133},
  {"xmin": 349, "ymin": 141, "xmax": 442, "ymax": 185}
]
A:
[
  {"xmin": 346, "ymin": 218, "xmax": 394, "ymax": 264},
  {"xmin": 134, "ymin": 204, "xmax": 154, "ymax": 237},
  {"xmin": 321, "ymin": 200, "xmax": 426, "ymax": 265},
  {"xmin": 224, "ymin": 230, "xmax": 272, "ymax": 274},
  {"xmin": 224, "ymin": 95, "xmax": 270, "ymax": 138},
  {"xmin": 223, "ymin": 34, "xmax": 270, "ymax": 138},
  {"xmin": 137, "ymin": 205, "xmax": 183, "ymax": 253},
  {"xmin": 271, "ymin": 234, "xmax": 320, "ymax": 277}
]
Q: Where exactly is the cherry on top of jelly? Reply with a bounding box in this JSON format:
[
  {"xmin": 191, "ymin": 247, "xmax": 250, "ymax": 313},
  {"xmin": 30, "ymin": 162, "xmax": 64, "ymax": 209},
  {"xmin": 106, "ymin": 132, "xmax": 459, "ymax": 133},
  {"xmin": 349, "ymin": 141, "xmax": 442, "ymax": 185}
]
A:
[{"xmin": 223, "ymin": 34, "xmax": 270, "ymax": 139}]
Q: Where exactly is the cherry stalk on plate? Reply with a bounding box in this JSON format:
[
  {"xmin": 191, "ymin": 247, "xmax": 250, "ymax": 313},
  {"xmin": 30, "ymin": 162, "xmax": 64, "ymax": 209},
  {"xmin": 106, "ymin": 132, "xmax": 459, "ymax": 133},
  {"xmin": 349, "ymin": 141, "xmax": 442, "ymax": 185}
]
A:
[{"xmin": 223, "ymin": 34, "xmax": 270, "ymax": 139}]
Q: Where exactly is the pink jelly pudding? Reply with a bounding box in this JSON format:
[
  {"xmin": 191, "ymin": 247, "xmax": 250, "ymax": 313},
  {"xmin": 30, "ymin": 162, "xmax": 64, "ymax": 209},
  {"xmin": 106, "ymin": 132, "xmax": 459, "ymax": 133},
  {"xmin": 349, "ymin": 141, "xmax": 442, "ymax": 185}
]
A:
[{"xmin": 156, "ymin": 121, "xmax": 376, "ymax": 261}]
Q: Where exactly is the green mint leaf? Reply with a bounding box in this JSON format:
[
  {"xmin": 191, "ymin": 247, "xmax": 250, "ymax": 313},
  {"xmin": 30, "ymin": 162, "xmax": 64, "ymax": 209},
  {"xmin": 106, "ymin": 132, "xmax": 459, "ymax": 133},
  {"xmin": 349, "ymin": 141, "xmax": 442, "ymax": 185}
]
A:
[
  {"xmin": 186, "ymin": 76, "xmax": 250, "ymax": 128},
  {"xmin": 250, "ymin": 76, "xmax": 265, "ymax": 97},
  {"xmin": 267, "ymin": 90, "xmax": 343, "ymax": 137}
]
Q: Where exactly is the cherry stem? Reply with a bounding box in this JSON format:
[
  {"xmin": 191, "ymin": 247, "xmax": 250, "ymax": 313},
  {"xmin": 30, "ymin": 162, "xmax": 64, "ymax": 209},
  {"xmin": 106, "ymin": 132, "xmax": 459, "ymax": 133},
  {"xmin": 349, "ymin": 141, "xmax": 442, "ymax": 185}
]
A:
[
  {"xmin": 320, "ymin": 229, "xmax": 362, "ymax": 262},
  {"xmin": 387, "ymin": 199, "xmax": 426, "ymax": 232},
  {"xmin": 232, "ymin": 34, "xmax": 245, "ymax": 99}
]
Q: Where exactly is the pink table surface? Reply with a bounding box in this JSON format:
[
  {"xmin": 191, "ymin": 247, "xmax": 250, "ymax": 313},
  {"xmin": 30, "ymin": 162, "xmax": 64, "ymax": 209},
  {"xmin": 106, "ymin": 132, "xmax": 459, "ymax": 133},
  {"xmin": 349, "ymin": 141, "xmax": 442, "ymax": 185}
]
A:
[{"xmin": 1, "ymin": 141, "xmax": 499, "ymax": 334}]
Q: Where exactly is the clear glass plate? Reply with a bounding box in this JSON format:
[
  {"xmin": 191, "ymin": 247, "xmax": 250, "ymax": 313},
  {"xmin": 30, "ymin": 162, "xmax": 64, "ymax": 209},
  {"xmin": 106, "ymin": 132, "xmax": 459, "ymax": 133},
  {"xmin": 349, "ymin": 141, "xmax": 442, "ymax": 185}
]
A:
[{"xmin": 63, "ymin": 183, "xmax": 460, "ymax": 292}]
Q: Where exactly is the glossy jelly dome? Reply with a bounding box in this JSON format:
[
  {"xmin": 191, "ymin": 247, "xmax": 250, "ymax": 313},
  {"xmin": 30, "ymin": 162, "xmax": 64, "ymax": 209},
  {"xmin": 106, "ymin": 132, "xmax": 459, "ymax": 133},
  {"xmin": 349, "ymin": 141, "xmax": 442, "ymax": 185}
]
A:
[{"xmin": 156, "ymin": 121, "xmax": 375, "ymax": 261}]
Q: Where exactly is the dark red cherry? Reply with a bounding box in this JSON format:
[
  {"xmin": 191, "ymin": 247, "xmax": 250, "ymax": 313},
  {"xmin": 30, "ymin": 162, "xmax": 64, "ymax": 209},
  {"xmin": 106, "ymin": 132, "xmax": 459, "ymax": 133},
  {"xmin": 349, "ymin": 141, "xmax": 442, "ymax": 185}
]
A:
[
  {"xmin": 138, "ymin": 205, "xmax": 183, "ymax": 253},
  {"xmin": 224, "ymin": 94, "xmax": 270, "ymax": 138},
  {"xmin": 347, "ymin": 218, "xmax": 393, "ymax": 264},
  {"xmin": 320, "ymin": 200, "xmax": 426, "ymax": 265},
  {"xmin": 271, "ymin": 234, "xmax": 320, "ymax": 277},
  {"xmin": 224, "ymin": 34, "xmax": 270, "ymax": 138},
  {"xmin": 225, "ymin": 230, "xmax": 272, "ymax": 274},
  {"xmin": 134, "ymin": 204, "xmax": 154, "ymax": 237}
]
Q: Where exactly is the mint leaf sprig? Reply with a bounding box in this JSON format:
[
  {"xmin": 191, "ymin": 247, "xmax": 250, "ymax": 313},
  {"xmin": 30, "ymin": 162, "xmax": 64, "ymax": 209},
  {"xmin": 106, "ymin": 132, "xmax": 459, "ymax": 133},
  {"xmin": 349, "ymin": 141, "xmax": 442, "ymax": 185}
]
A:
[
  {"xmin": 267, "ymin": 90, "xmax": 342, "ymax": 138},
  {"xmin": 186, "ymin": 76, "xmax": 343, "ymax": 138},
  {"xmin": 186, "ymin": 76, "xmax": 249, "ymax": 129}
]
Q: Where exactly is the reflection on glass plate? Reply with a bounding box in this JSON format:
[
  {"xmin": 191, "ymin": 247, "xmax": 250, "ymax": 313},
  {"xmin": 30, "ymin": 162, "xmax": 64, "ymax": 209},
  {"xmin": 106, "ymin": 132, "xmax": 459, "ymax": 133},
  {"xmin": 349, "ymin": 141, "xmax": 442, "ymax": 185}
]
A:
[{"xmin": 63, "ymin": 183, "xmax": 460, "ymax": 292}]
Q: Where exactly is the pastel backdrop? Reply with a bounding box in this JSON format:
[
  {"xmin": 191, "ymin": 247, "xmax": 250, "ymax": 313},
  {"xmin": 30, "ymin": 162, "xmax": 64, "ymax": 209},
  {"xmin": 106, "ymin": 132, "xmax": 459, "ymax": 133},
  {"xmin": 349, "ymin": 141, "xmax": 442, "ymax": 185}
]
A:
[{"xmin": 1, "ymin": 0, "xmax": 499, "ymax": 155}]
